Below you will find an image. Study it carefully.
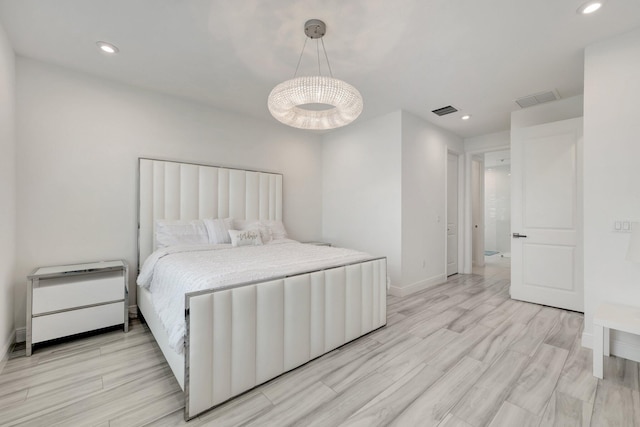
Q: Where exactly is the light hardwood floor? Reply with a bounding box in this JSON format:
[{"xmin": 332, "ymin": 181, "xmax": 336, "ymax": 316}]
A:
[{"xmin": 2, "ymin": 257, "xmax": 639, "ymax": 426}]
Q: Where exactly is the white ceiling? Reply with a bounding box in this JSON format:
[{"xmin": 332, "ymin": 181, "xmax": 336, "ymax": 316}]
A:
[{"xmin": 1, "ymin": 0, "xmax": 639, "ymax": 138}]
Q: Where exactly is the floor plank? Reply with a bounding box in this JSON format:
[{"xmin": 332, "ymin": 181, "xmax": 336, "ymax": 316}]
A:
[
  {"xmin": 506, "ymin": 343, "xmax": 569, "ymax": 415},
  {"xmin": 293, "ymin": 372, "xmax": 393, "ymax": 427},
  {"xmin": 555, "ymin": 331, "xmax": 598, "ymax": 404},
  {"xmin": 590, "ymin": 381, "xmax": 640, "ymax": 427},
  {"xmin": 340, "ymin": 364, "xmax": 444, "ymax": 426},
  {"xmin": 451, "ymin": 350, "xmax": 529, "ymax": 426},
  {"xmin": 389, "ymin": 357, "xmax": 485, "ymax": 426},
  {"xmin": 195, "ymin": 390, "xmax": 273, "ymax": 426},
  {"xmin": 487, "ymin": 401, "xmax": 541, "ymax": 427},
  {"xmin": 540, "ymin": 390, "xmax": 593, "ymax": 427},
  {"xmin": 242, "ymin": 381, "xmax": 336, "ymax": 427}
]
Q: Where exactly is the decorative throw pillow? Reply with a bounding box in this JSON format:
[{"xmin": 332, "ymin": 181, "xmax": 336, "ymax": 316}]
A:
[
  {"xmin": 234, "ymin": 219, "xmax": 272, "ymax": 243},
  {"xmin": 203, "ymin": 217, "xmax": 233, "ymax": 244},
  {"xmin": 155, "ymin": 219, "xmax": 208, "ymax": 249},
  {"xmin": 228, "ymin": 229, "xmax": 264, "ymax": 247}
]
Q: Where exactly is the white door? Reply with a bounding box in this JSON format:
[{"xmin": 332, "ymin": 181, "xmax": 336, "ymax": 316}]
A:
[
  {"xmin": 447, "ymin": 153, "xmax": 458, "ymax": 276},
  {"xmin": 511, "ymin": 117, "xmax": 583, "ymax": 312}
]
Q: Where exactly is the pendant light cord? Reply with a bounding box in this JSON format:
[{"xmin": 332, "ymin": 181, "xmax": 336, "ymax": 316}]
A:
[
  {"xmin": 317, "ymin": 39, "xmax": 321, "ymax": 75},
  {"xmin": 292, "ymin": 28, "xmax": 334, "ymax": 78},
  {"xmin": 321, "ymin": 38, "xmax": 334, "ymax": 78},
  {"xmin": 293, "ymin": 37, "xmax": 308, "ymax": 78}
]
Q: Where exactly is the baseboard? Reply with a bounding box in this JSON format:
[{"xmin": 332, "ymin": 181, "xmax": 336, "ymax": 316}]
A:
[
  {"xmin": 0, "ymin": 329, "xmax": 15, "ymax": 374},
  {"xmin": 15, "ymin": 327, "xmax": 25, "ymax": 344},
  {"xmin": 129, "ymin": 305, "xmax": 138, "ymax": 318},
  {"xmin": 389, "ymin": 274, "xmax": 447, "ymax": 297},
  {"xmin": 582, "ymin": 332, "xmax": 640, "ymax": 364}
]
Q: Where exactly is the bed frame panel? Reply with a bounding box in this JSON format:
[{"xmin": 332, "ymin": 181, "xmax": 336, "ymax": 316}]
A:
[
  {"xmin": 137, "ymin": 158, "xmax": 387, "ymax": 421},
  {"xmin": 185, "ymin": 258, "xmax": 387, "ymax": 418}
]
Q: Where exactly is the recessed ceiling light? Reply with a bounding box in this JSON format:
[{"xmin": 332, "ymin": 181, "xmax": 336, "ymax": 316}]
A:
[
  {"xmin": 577, "ymin": 1, "xmax": 603, "ymax": 14},
  {"xmin": 96, "ymin": 41, "xmax": 119, "ymax": 54},
  {"xmin": 461, "ymin": 115, "xmax": 471, "ymax": 120}
]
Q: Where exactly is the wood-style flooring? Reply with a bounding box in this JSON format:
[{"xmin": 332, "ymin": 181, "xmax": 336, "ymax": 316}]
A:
[{"xmin": 1, "ymin": 258, "xmax": 639, "ymax": 426}]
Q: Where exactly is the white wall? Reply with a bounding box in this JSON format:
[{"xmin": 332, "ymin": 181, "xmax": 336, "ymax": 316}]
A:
[
  {"xmin": 400, "ymin": 111, "xmax": 463, "ymax": 294},
  {"xmin": 14, "ymin": 57, "xmax": 324, "ymax": 329},
  {"xmin": 0, "ymin": 23, "xmax": 16, "ymax": 361},
  {"xmin": 583, "ymin": 28, "xmax": 640, "ymax": 360},
  {"xmin": 322, "ymin": 111, "xmax": 403, "ymax": 284},
  {"xmin": 322, "ymin": 110, "xmax": 464, "ymax": 296}
]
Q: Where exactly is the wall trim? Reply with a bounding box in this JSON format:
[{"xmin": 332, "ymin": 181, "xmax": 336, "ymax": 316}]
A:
[
  {"xmin": 389, "ymin": 273, "xmax": 447, "ymax": 297},
  {"xmin": 0, "ymin": 330, "xmax": 16, "ymax": 373},
  {"xmin": 582, "ymin": 332, "xmax": 640, "ymax": 364},
  {"xmin": 15, "ymin": 327, "xmax": 25, "ymax": 343}
]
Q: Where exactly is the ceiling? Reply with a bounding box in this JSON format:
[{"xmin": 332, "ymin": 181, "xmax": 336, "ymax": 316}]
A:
[{"xmin": 1, "ymin": 0, "xmax": 639, "ymax": 138}]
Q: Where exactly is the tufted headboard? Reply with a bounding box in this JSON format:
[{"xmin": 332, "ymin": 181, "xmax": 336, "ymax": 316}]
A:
[{"xmin": 138, "ymin": 158, "xmax": 283, "ymax": 268}]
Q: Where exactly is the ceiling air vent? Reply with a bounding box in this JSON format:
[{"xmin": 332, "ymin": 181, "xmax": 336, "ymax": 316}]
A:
[
  {"xmin": 432, "ymin": 105, "xmax": 458, "ymax": 116},
  {"xmin": 515, "ymin": 90, "xmax": 560, "ymax": 108}
]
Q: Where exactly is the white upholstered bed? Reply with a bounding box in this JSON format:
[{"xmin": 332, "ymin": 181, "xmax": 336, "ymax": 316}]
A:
[{"xmin": 137, "ymin": 158, "xmax": 387, "ymax": 420}]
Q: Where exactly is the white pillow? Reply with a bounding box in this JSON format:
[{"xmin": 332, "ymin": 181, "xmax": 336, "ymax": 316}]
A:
[
  {"xmin": 155, "ymin": 219, "xmax": 208, "ymax": 249},
  {"xmin": 203, "ymin": 218, "xmax": 233, "ymax": 244},
  {"xmin": 234, "ymin": 219, "xmax": 272, "ymax": 243},
  {"xmin": 262, "ymin": 220, "xmax": 288, "ymax": 240},
  {"xmin": 228, "ymin": 229, "xmax": 263, "ymax": 247}
]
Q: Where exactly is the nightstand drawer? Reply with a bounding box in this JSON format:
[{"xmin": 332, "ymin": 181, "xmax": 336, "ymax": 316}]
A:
[
  {"xmin": 32, "ymin": 301, "xmax": 125, "ymax": 344},
  {"xmin": 32, "ymin": 271, "xmax": 124, "ymax": 315}
]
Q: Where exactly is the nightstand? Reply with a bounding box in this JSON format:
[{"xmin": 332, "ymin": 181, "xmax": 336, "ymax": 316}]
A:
[
  {"xmin": 26, "ymin": 260, "xmax": 129, "ymax": 356},
  {"xmin": 303, "ymin": 241, "xmax": 332, "ymax": 247}
]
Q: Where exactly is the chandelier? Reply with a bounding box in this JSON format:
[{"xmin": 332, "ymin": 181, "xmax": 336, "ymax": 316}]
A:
[{"xmin": 268, "ymin": 19, "xmax": 363, "ymax": 130}]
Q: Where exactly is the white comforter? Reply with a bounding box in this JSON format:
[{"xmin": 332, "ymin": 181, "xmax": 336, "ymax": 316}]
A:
[{"xmin": 137, "ymin": 239, "xmax": 373, "ymax": 353}]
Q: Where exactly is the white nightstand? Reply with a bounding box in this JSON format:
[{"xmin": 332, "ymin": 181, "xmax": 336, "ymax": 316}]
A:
[
  {"xmin": 593, "ymin": 302, "xmax": 640, "ymax": 378},
  {"xmin": 26, "ymin": 260, "xmax": 129, "ymax": 356}
]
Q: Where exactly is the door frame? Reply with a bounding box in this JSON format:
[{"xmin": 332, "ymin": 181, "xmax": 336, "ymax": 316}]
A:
[
  {"xmin": 472, "ymin": 155, "xmax": 486, "ymax": 268},
  {"xmin": 446, "ymin": 150, "xmax": 464, "ymax": 277},
  {"xmin": 463, "ymin": 144, "xmax": 510, "ymax": 274}
]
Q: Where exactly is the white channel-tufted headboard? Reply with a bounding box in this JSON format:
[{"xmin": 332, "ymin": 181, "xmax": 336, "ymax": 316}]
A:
[{"xmin": 138, "ymin": 158, "xmax": 283, "ymax": 268}]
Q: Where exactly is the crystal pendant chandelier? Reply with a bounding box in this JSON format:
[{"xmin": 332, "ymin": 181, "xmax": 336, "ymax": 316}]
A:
[{"xmin": 268, "ymin": 19, "xmax": 363, "ymax": 130}]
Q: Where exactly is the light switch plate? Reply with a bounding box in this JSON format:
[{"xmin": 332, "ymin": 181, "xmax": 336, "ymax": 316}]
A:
[{"xmin": 613, "ymin": 219, "xmax": 636, "ymax": 233}]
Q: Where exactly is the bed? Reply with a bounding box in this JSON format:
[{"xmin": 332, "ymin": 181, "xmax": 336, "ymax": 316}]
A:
[{"xmin": 137, "ymin": 158, "xmax": 387, "ymax": 420}]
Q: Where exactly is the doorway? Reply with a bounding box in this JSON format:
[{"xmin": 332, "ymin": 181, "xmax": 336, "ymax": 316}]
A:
[
  {"xmin": 463, "ymin": 144, "xmax": 511, "ymax": 274},
  {"xmin": 484, "ymin": 150, "xmax": 511, "ymax": 260}
]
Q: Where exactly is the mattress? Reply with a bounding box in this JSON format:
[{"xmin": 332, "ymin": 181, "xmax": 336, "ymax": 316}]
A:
[{"xmin": 137, "ymin": 239, "xmax": 372, "ymax": 353}]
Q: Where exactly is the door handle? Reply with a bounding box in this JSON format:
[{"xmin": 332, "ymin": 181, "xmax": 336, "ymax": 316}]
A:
[{"xmin": 512, "ymin": 232, "xmax": 528, "ymax": 238}]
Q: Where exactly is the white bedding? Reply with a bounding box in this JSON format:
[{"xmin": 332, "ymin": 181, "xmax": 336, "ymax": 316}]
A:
[{"xmin": 137, "ymin": 239, "xmax": 372, "ymax": 353}]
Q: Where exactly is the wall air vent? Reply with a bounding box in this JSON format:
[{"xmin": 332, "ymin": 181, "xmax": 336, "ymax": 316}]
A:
[
  {"xmin": 432, "ymin": 105, "xmax": 458, "ymax": 116},
  {"xmin": 515, "ymin": 90, "xmax": 560, "ymax": 108}
]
